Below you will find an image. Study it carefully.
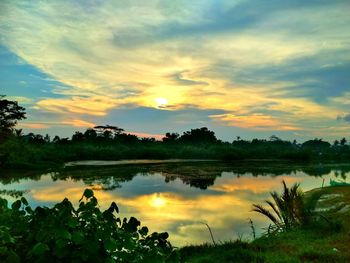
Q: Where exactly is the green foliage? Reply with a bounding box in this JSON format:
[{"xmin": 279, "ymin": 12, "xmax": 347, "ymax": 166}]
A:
[
  {"xmin": 0, "ymin": 190, "xmax": 176, "ymax": 262},
  {"xmin": 0, "ymin": 95, "xmax": 26, "ymax": 138},
  {"xmin": 252, "ymin": 180, "xmax": 310, "ymax": 231}
]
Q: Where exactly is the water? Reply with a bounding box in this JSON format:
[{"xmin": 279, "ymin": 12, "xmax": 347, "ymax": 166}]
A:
[{"xmin": 0, "ymin": 161, "xmax": 349, "ymax": 246}]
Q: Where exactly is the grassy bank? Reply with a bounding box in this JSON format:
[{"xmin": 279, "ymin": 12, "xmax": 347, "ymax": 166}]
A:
[{"xmin": 179, "ymin": 186, "xmax": 350, "ymax": 263}]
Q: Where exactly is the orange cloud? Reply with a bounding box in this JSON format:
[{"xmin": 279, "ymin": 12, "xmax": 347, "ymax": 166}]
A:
[
  {"xmin": 18, "ymin": 123, "xmax": 49, "ymax": 129},
  {"xmin": 210, "ymin": 113, "xmax": 301, "ymax": 131},
  {"xmin": 62, "ymin": 119, "xmax": 96, "ymax": 128},
  {"xmin": 127, "ymin": 131, "xmax": 164, "ymax": 140},
  {"xmin": 36, "ymin": 96, "xmax": 118, "ymax": 116}
]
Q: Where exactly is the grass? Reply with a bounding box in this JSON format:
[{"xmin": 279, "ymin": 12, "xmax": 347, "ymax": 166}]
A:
[{"xmin": 179, "ymin": 186, "xmax": 350, "ymax": 263}]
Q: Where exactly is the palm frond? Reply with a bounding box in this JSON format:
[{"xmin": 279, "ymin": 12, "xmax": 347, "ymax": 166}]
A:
[
  {"xmin": 252, "ymin": 204, "xmax": 281, "ymax": 227},
  {"xmin": 265, "ymin": 200, "xmax": 282, "ymax": 221}
]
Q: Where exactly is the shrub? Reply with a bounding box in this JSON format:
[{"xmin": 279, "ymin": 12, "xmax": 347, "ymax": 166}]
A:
[
  {"xmin": 252, "ymin": 180, "xmax": 309, "ymax": 232},
  {"xmin": 0, "ymin": 189, "xmax": 176, "ymax": 262}
]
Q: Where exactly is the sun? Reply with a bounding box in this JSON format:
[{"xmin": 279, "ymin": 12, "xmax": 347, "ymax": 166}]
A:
[
  {"xmin": 151, "ymin": 193, "xmax": 166, "ymax": 208},
  {"xmin": 155, "ymin": 97, "xmax": 168, "ymax": 107}
]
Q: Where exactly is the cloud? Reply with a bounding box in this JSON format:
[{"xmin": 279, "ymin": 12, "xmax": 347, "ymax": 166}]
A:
[
  {"xmin": 168, "ymin": 70, "xmax": 208, "ymax": 86},
  {"xmin": 18, "ymin": 123, "xmax": 49, "ymax": 129},
  {"xmin": 18, "ymin": 119, "xmax": 95, "ymax": 130},
  {"xmin": 1, "ymin": 0, "xmax": 350, "ymax": 139},
  {"xmin": 35, "ymin": 96, "xmax": 119, "ymax": 116},
  {"xmin": 337, "ymin": 114, "xmax": 350, "ymax": 123},
  {"xmin": 62, "ymin": 119, "xmax": 96, "ymax": 128},
  {"xmin": 6, "ymin": 96, "xmax": 33, "ymax": 104},
  {"xmin": 210, "ymin": 113, "xmax": 300, "ymax": 131}
]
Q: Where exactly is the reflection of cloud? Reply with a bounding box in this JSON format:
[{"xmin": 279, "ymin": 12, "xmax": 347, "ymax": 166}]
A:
[
  {"xmin": 211, "ymin": 176, "xmax": 301, "ymax": 194},
  {"xmin": 21, "ymin": 171, "xmax": 329, "ymax": 246}
]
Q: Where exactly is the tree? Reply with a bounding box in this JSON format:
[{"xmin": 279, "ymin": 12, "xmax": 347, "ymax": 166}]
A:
[
  {"xmin": 71, "ymin": 131, "xmax": 84, "ymax": 142},
  {"xmin": 269, "ymin": 135, "xmax": 281, "ymax": 141},
  {"xmin": 94, "ymin": 125, "xmax": 124, "ymax": 139},
  {"xmin": 302, "ymin": 139, "xmax": 331, "ymax": 149},
  {"xmin": 162, "ymin": 132, "xmax": 179, "ymax": 143},
  {"xmin": 333, "ymin": 140, "xmax": 340, "ymax": 147},
  {"xmin": 0, "ymin": 95, "xmax": 26, "ymax": 140},
  {"xmin": 179, "ymin": 127, "xmax": 217, "ymax": 144},
  {"xmin": 340, "ymin": 137, "xmax": 347, "ymax": 146},
  {"xmin": 84, "ymin": 128, "xmax": 98, "ymax": 140}
]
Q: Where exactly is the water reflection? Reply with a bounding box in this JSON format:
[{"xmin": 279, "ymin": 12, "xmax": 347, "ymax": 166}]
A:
[{"xmin": 0, "ymin": 162, "xmax": 349, "ymax": 246}]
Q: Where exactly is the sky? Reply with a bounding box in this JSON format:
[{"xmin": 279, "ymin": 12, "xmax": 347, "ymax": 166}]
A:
[{"xmin": 1, "ymin": 0, "xmax": 350, "ymax": 142}]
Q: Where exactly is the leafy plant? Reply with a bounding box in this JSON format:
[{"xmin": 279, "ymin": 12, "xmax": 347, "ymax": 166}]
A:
[
  {"xmin": 0, "ymin": 189, "xmax": 177, "ymax": 262},
  {"xmin": 252, "ymin": 180, "xmax": 309, "ymax": 232}
]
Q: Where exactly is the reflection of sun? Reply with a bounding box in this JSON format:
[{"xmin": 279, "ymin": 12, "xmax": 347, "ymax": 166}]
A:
[
  {"xmin": 155, "ymin": 97, "xmax": 168, "ymax": 107},
  {"xmin": 151, "ymin": 193, "xmax": 166, "ymax": 208}
]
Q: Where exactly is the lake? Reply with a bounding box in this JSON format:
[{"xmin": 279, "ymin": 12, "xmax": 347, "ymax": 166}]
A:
[{"xmin": 0, "ymin": 160, "xmax": 349, "ymax": 247}]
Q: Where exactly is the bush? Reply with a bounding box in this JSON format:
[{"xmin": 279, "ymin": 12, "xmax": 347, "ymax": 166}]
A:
[{"xmin": 0, "ymin": 189, "xmax": 177, "ymax": 262}]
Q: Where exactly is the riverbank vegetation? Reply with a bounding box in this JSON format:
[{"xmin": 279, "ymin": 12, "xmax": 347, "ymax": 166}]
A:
[{"xmin": 1, "ymin": 96, "xmax": 350, "ymax": 168}]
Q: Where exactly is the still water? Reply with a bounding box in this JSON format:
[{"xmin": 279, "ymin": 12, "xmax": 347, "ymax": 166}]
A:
[{"xmin": 0, "ymin": 161, "xmax": 349, "ymax": 246}]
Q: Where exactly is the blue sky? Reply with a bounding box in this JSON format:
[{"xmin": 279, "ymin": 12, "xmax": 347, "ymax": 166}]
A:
[{"xmin": 1, "ymin": 0, "xmax": 350, "ymax": 141}]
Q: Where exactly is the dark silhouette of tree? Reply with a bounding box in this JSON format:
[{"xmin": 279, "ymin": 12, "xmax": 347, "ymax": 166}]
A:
[
  {"xmin": 141, "ymin": 137, "xmax": 156, "ymax": 143},
  {"xmin": 44, "ymin": 134, "xmax": 50, "ymax": 143},
  {"xmin": 251, "ymin": 138, "xmax": 266, "ymax": 145},
  {"xmin": 14, "ymin": 129, "xmax": 23, "ymax": 137},
  {"xmin": 340, "ymin": 137, "xmax": 347, "ymax": 146},
  {"xmin": 94, "ymin": 125, "xmax": 124, "ymax": 138},
  {"xmin": 115, "ymin": 133, "xmax": 139, "ymax": 144},
  {"xmin": 0, "ymin": 95, "xmax": 26, "ymax": 141},
  {"xmin": 84, "ymin": 128, "xmax": 98, "ymax": 140},
  {"xmin": 52, "ymin": 135, "xmax": 61, "ymax": 144},
  {"xmin": 269, "ymin": 135, "xmax": 281, "ymax": 141},
  {"xmin": 333, "ymin": 140, "xmax": 340, "ymax": 147},
  {"xmin": 24, "ymin": 133, "xmax": 45, "ymax": 144},
  {"xmin": 179, "ymin": 127, "xmax": 217, "ymax": 144},
  {"xmin": 162, "ymin": 132, "xmax": 179, "ymax": 143},
  {"xmin": 302, "ymin": 139, "xmax": 330, "ymax": 149},
  {"xmin": 72, "ymin": 131, "xmax": 84, "ymax": 142}
]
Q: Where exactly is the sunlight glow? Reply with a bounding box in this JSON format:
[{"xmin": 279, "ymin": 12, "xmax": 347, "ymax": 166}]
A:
[
  {"xmin": 151, "ymin": 193, "xmax": 166, "ymax": 208},
  {"xmin": 155, "ymin": 97, "xmax": 168, "ymax": 108}
]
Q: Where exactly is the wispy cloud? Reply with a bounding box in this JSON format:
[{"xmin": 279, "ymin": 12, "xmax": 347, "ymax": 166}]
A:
[{"xmin": 210, "ymin": 113, "xmax": 300, "ymax": 131}]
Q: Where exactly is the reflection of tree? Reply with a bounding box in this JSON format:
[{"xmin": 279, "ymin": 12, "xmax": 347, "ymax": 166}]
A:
[
  {"xmin": 163, "ymin": 173, "xmax": 216, "ymax": 190},
  {"xmin": 52, "ymin": 167, "xmax": 141, "ymax": 191},
  {"xmin": 0, "ymin": 170, "xmax": 42, "ymax": 185},
  {"xmin": 0, "ymin": 189, "xmax": 28, "ymax": 198},
  {"xmin": 1, "ymin": 162, "xmax": 350, "ymax": 190}
]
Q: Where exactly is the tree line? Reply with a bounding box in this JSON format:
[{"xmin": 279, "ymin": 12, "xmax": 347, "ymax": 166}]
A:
[{"xmin": 1, "ymin": 95, "xmax": 350, "ymax": 168}]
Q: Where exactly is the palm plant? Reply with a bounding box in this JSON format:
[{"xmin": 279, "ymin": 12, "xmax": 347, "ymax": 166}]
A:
[{"xmin": 252, "ymin": 180, "xmax": 309, "ymax": 231}]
